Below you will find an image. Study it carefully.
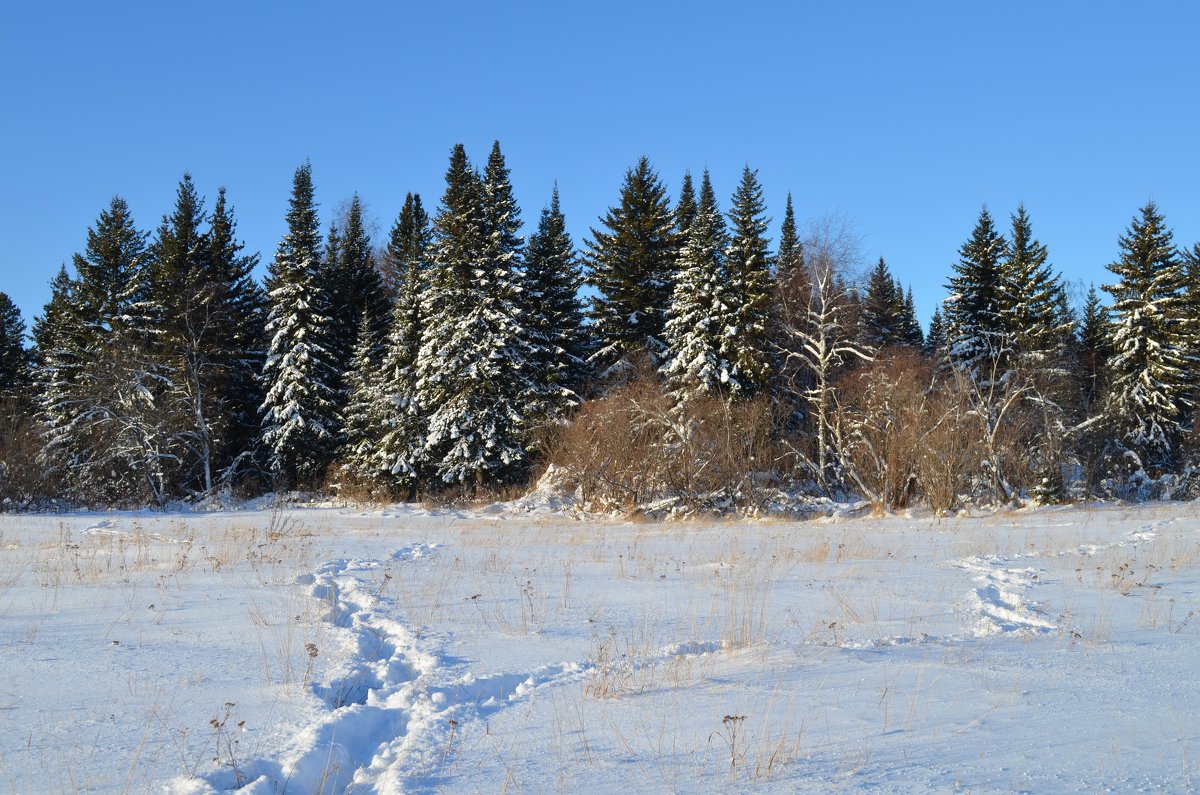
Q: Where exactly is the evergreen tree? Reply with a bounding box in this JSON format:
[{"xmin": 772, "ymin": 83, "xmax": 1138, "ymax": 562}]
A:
[
  {"xmin": 946, "ymin": 206, "xmax": 1009, "ymax": 378},
  {"xmin": 0, "ymin": 293, "xmax": 30, "ymax": 394},
  {"xmin": 259, "ymin": 162, "xmax": 341, "ymax": 489},
  {"xmin": 662, "ymin": 170, "xmax": 731, "ymax": 402},
  {"xmin": 1077, "ymin": 284, "xmax": 1109, "ymax": 413},
  {"xmin": 1102, "ymin": 201, "xmax": 1191, "ymax": 472},
  {"xmin": 776, "ymin": 193, "xmax": 804, "ymax": 278},
  {"xmin": 42, "ymin": 197, "xmax": 158, "ymax": 503},
  {"xmin": 999, "ymin": 205, "xmax": 1072, "ymax": 367},
  {"xmin": 860, "ymin": 257, "xmax": 903, "ymax": 349},
  {"xmin": 339, "ymin": 312, "xmax": 387, "ymax": 491},
  {"xmin": 926, "ymin": 306, "xmax": 947, "ymax": 356},
  {"xmin": 145, "ymin": 173, "xmax": 214, "ymax": 494},
  {"xmin": 524, "ymin": 184, "xmax": 588, "ymax": 422},
  {"xmin": 675, "ymin": 171, "xmax": 697, "ymax": 239},
  {"xmin": 207, "ymin": 187, "xmax": 266, "ymax": 482},
  {"xmin": 722, "ymin": 166, "xmax": 774, "ymax": 396},
  {"xmin": 372, "ymin": 193, "xmax": 433, "ymax": 493},
  {"xmin": 586, "ymin": 156, "xmax": 677, "ymax": 377},
  {"xmin": 901, "ymin": 286, "xmax": 924, "ymax": 348},
  {"xmin": 415, "ymin": 143, "xmax": 532, "ymax": 489},
  {"xmin": 328, "ymin": 194, "xmax": 390, "ymax": 371}
]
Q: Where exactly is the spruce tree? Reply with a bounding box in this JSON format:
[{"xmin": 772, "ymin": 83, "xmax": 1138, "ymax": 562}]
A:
[
  {"xmin": 586, "ymin": 156, "xmax": 677, "ymax": 377},
  {"xmin": 946, "ymin": 206, "xmax": 1009, "ymax": 378},
  {"xmin": 662, "ymin": 170, "xmax": 731, "ymax": 402},
  {"xmin": 901, "ymin": 286, "xmax": 924, "ymax": 348},
  {"xmin": 44, "ymin": 197, "xmax": 158, "ymax": 503},
  {"xmin": 146, "ymin": 173, "xmax": 214, "ymax": 494},
  {"xmin": 339, "ymin": 312, "xmax": 387, "ymax": 491},
  {"xmin": 1077, "ymin": 284, "xmax": 1109, "ymax": 413},
  {"xmin": 926, "ymin": 307, "xmax": 947, "ymax": 356},
  {"xmin": 860, "ymin": 257, "xmax": 903, "ymax": 349},
  {"xmin": 328, "ymin": 194, "xmax": 390, "ymax": 370},
  {"xmin": 524, "ymin": 184, "xmax": 588, "ymax": 422},
  {"xmin": 415, "ymin": 143, "xmax": 532, "ymax": 489},
  {"xmin": 207, "ymin": 187, "xmax": 266, "ymax": 482},
  {"xmin": 675, "ymin": 171, "xmax": 697, "ymax": 239},
  {"xmin": 372, "ymin": 193, "xmax": 433, "ymax": 493},
  {"xmin": 0, "ymin": 293, "xmax": 30, "ymax": 395},
  {"xmin": 999, "ymin": 205, "xmax": 1072, "ymax": 367},
  {"xmin": 722, "ymin": 166, "xmax": 774, "ymax": 396},
  {"xmin": 1102, "ymin": 201, "xmax": 1191, "ymax": 472},
  {"xmin": 259, "ymin": 162, "xmax": 341, "ymax": 489},
  {"xmin": 776, "ymin": 193, "xmax": 804, "ymax": 278}
]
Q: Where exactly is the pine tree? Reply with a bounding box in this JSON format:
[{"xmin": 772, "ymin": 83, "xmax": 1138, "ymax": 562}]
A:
[
  {"xmin": 675, "ymin": 171, "xmax": 697, "ymax": 239},
  {"xmin": 586, "ymin": 156, "xmax": 678, "ymax": 378},
  {"xmin": 662, "ymin": 170, "xmax": 731, "ymax": 403},
  {"xmin": 1102, "ymin": 201, "xmax": 1191, "ymax": 472},
  {"xmin": 860, "ymin": 257, "xmax": 903, "ymax": 349},
  {"xmin": 0, "ymin": 293, "xmax": 30, "ymax": 395},
  {"xmin": 415, "ymin": 143, "xmax": 532, "ymax": 489},
  {"xmin": 524, "ymin": 184, "xmax": 588, "ymax": 423},
  {"xmin": 946, "ymin": 206, "xmax": 1009, "ymax": 378},
  {"xmin": 722, "ymin": 166, "xmax": 774, "ymax": 396},
  {"xmin": 259, "ymin": 162, "xmax": 341, "ymax": 489}
]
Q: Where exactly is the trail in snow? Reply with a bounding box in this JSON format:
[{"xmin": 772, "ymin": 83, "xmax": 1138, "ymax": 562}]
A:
[
  {"xmin": 950, "ymin": 520, "xmax": 1174, "ymax": 638},
  {"xmin": 188, "ymin": 541, "xmax": 586, "ymax": 794}
]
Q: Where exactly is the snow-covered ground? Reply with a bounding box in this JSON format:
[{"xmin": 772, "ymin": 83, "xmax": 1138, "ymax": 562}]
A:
[{"xmin": 0, "ymin": 500, "xmax": 1197, "ymax": 792}]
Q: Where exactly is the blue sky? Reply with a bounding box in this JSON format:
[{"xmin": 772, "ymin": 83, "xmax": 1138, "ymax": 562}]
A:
[{"xmin": 2, "ymin": 1, "xmax": 1198, "ymax": 333}]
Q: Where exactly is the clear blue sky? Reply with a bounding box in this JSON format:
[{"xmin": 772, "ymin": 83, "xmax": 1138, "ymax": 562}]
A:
[{"xmin": 2, "ymin": 1, "xmax": 1198, "ymax": 334}]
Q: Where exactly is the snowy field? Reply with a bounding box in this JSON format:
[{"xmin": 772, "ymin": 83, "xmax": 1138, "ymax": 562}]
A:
[{"xmin": 0, "ymin": 500, "xmax": 1197, "ymax": 793}]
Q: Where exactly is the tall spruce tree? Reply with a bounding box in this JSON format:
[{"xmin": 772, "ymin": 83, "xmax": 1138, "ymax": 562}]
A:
[
  {"xmin": 207, "ymin": 187, "xmax": 266, "ymax": 481},
  {"xmin": 722, "ymin": 166, "xmax": 774, "ymax": 396},
  {"xmin": 42, "ymin": 197, "xmax": 160, "ymax": 503},
  {"xmin": 926, "ymin": 306, "xmax": 947, "ymax": 356},
  {"xmin": 524, "ymin": 184, "xmax": 588, "ymax": 422},
  {"xmin": 143, "ymin": 176, "xmax": 267, "ymax": 496},
  {"xmin": 586, "ymin": 156, "xmax": 677, "ymax": 377},
  {"xmin": 675, "ymin": 171, "xmax": 697, "ymax": 239},
  {"xmin": 260, "ymin": 162, "xmax": 341, "ymax": 489},
  {"xmin": 1102, "ymin": 201, "xmax": 1191, "ymax": 472},
  {"xmin": 372, "ymin": 193, "xmax": 433, "ymax": 492},
  {"xmin": 328, "ymin": 194, "xmax": 390, "ymax": 370},
  {"xmin": 860, "ymin": 257, "xmax": 903, "ymax": 349},
  {"xmin": 946, "ymin": 206, "xmax": 1009, "ymax": 378},
  {"xmin": 999, "ymin": 205, "xmax": 1072, "ymax": 367},
  {"xmin": 1077, "ymin": 284, "xmax": 1109, "ymax": 414},
  {"xmin": 415, "ymin": 143, "xmax": 533, "ymax": 489},
  {"xmin": 0, "ymin": 293, "xmax": 30, "ymax": 394},
  {"xmin": 776, "ymin": 193, "xmax": 804, "ymax": 277},
  {"xmin": 901, "ymin": 286, "xmax": 924, "ymax": 348},
  {"xmin": 662, "ymin": 170, "xmax": 731, "ymax": 402}
]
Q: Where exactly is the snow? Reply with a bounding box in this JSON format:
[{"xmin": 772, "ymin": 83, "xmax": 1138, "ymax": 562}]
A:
[{"xmin": 0, "ymin": 501, "xmax": 1197, "ymax": 791}]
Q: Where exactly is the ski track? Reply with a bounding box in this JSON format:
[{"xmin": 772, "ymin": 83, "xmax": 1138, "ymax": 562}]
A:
[
  {"xmin": 194, "ymin": 541, "xmax": 586, "ymax": 794},
  {"xmin": 951, "ymin": 519, "xmax": 1174, "ymax": 638}
]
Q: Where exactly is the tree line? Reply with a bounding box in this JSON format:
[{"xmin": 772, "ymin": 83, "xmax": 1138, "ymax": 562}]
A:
[{"xmin": 1, "ymin": 141, "xmax": 1198, "ymax": 511}]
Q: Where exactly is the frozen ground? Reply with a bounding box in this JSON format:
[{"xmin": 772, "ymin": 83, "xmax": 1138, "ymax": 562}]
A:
[{"xmin": 0, "ymin": 499, "xmax": 1197, "ymax": 793}]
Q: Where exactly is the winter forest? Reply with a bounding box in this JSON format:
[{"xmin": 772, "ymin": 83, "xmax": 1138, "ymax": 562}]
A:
[{"xmin": 2, "ymin": 140, "xmax": 1199, "ymax": 514}]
